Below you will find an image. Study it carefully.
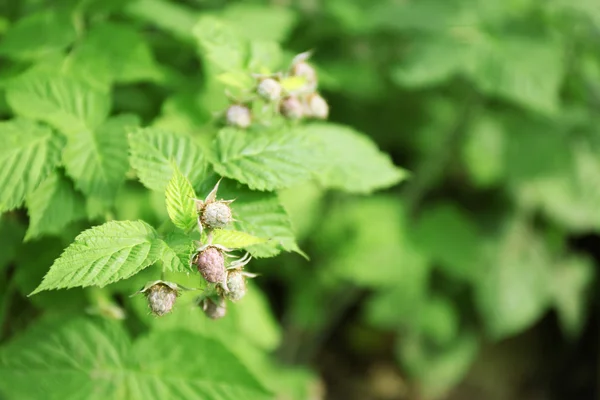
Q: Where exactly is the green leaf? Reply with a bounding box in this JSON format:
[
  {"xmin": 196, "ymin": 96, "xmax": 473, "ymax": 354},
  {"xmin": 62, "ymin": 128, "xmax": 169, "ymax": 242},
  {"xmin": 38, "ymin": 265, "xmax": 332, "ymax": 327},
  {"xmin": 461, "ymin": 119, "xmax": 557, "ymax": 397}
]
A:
[
  {"xmin": 221, "ymin": 4, "xmax": 297, "ymax": 42},
  {"xmin": 412, "ymin": 202, "xmax": 483, "ymax": 282},
  {"xmin": 0, "ymin": 11, "xmax": 76, "ymax": 60},
  {"xmin": 0, "ymin": 119, "xmax": 64, "ymax": 211},
  {"xmin": 129, "ymin": 128, "xmax": 207, "ymax": 191},
  {"xmin": 0, "ymin": 318, "xmax": 271, "ymax": 399},
  {"xmin": 474, "ymin": 218, "xmax": 551, "ymax": 339},
  {"xmin": 25, "ymin": 171, "xmax": 86, "ymax": 240},
  {"xmin": 67, "ymin": 22, "xmax": 162, "ymax": 89},
  {"xmin": 124, "ymin": 0, "xmax": 199, "ymax": 40},
  {"xmin": 211, "ymin": 128, "xmax": 324, "ymax": 191},
  {"xmin": 63, "ymin": 114, "xmax": 138, "ymax": 201},
  {"xmin": 303, "ymin": 123, "xmax": 408, "ymax": 193},
  {"xmin": 31, "ymin": 220, "xmax": 166, "ymax": 294},
  {"xmin": 461, "ymin": 113, "xmax": 505, "ymax": 188},
  {"xmin": 161, "ymin": 231, "xmax": 195, "ymax": 273},
  {"xmin": 165, "ymin": 165, "xmax": 198, "ymax": 232},
  {"xmin": 551, "ymin": 255, "xmax": 595, "ymax": 338},
  {"xmin": 193, "ymin": 16, "xmax": 247, "ymax": 72},
  {"xmin": 209, "ymin": 229, "xmax": 268, "ymax": 249},
  {"xmin": 6, "ymin": 70, "xmax": 111, "ymax": 135}
]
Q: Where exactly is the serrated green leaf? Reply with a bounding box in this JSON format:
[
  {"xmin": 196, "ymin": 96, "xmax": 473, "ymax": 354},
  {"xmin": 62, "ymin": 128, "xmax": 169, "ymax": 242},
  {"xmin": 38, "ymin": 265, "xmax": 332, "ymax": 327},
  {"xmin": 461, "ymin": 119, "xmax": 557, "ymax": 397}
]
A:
[
  {"xmin": 31, "ymin": 220, "xmax": 166, "ymax": 294},
  {"xmin": 0, "ymin": 318, "xmax": 271, "ymax": 399},
  {"xmin": 6, "ymin": 70, "xmax": 111, "ymax": 135},
  {"xmin": 165, "ymin": 165, "xmax": 198, "ymax": 232},
  {"xmin": 129, "ymin": 128, "xmax": 207, "ymax": 191},
  {"xmin": 211, "ymin": 128, "xmax": 324, "ymax": 191},
  {"xmin": 303, "ymin": 123, "xmax": 408, "ymax": 193},
  {"xmin": 0, "ymin": 119, "xmax": 64, "ymax": 211},
  {"xmin": 0, "ymin": 11, "xmax": 76, "ymax": 60},
  {"xmin": 221, "ymin": 4, "xmax": 297, "ymax": 42},
  {"xmin": 63, "ymin": 114, "xmax": 139, "ymax": 201},
  {"xmin": 161, "ymin": 231, "xmax": 195, "ymax": 273},
  {"xmin": 25, "ymin": 171, "xmax": 86, "ymax": 240},
  {"xmin": 209, "ymin": 229, "xmax": 268, "ymax": 249},
  {"xmin": 193, "ymin": 16, "xmax": 247, "ymax": 72}
]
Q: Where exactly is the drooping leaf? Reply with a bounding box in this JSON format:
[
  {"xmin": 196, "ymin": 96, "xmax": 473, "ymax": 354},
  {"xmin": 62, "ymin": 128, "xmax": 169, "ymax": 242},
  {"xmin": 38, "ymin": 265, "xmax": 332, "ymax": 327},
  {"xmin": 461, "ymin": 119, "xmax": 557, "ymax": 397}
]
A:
[
  {"xmin": 6, "ymin": 70, "xmax": 111, "ymax": 135},
  {"xmin": 0, "ymin": 318, "xmax": 271, "ymax": 399},
  {"xmin": 165, "ymin": 165, "xmax": 198, "ymax": 232},
  {"xmin": 303, "ymin": 123, "xmax": 408, "ymax": 193},
  {"xmin": 0, "ymin": 10, "xmax": 76, "ymax": 60},
  {"xmin": 63, "ymin": 114, "xmax": 139, "ymax": 201},
  {"xmin": 25, "ymin": 171, "xmax": 86, "ymax": 240},
  {"xmin": 129, "ymin": 128, "xmax": 207, "ymax": 191},
  {"xmin": 31, "ymin": 220, "xmax": 166, "ymax": 294},
  {"xmin": 0, "ymin": 119, "xmax": 64, "ymax": 211},
  {"xmin": 211, "ymin": 128, "xmax": 324, "ymax": 191}
]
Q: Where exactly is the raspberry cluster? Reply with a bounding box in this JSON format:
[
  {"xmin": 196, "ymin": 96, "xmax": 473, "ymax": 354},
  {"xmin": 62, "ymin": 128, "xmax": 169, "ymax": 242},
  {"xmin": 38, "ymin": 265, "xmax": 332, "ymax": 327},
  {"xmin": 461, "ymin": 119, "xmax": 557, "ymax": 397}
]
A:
[{"xmin": 225, "ymin": 51, "xmax": 329, "ymax": 128}]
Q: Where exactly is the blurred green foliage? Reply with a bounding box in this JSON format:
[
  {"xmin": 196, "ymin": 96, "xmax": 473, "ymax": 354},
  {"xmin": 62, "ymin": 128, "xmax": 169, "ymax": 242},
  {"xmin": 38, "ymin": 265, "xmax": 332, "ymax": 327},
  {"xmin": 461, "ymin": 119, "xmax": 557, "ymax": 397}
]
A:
[{"xmin": 0, "ymin": 0, "xmax": 599, "ymax": 399}]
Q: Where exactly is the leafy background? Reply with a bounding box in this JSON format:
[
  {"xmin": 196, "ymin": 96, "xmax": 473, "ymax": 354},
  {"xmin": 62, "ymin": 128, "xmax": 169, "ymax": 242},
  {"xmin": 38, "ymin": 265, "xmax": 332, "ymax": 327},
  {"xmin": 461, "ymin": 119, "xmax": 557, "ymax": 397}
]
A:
[{"xmin": 1, "ymin": 0, "xmax": 600, "ymax": 399}]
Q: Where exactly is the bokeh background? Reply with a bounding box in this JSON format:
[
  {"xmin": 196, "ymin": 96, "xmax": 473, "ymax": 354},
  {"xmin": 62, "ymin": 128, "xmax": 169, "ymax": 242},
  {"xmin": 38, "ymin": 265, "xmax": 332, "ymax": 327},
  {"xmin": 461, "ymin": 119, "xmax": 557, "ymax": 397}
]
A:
[{"xmin": 1, "ymin": 0, "xmax": 600, "ymax": 399}]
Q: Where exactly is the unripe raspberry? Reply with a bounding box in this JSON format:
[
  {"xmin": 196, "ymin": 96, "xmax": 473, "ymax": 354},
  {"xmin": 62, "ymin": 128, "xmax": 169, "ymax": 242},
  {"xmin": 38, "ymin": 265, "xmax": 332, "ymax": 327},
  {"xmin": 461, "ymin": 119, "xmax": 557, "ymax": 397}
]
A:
[
  {"xmin": 305, "ymin": 93, "xmax": 329, "ymax": 119},
  {"xmin": 257, "ymin": 78, "xmax": 282, "ymax": 102},
  {"xmin": 280, "ymin": 96, "xmax": 304, "ymax": 120},
  {"xmin": 226, "ymin": 270, "xmax": 247, "ymax": 302},
  {"xmin": 195, "ymin": 246, "xmax": 225, "ymax": 283},
  {"xmin": 145, "ymin": 282, "xmax": 178, "ymax": 316},
  {"xmin": 201, "ymin": 201, "xmax": 233, "ymax": 229},
  {"xmin": 226, "ymin": 104, "xmax": 251, "ymax": 128},
  {"xmin": 201, "ymin": 296, "xmax": 227, "ymax": 320}
]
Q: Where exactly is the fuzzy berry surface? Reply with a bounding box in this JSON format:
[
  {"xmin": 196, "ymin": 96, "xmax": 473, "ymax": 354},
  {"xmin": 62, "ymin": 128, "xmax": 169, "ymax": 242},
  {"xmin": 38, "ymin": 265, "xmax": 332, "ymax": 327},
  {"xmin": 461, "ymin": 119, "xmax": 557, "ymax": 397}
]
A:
[
  {"xmin": 203, "ymin": 296, "xmax": 227, "ymax": 320},
  {"xmin": 280, "ymin": 97, "xmax": 304, "ymax": 120},
  {"xmin": 226, "ymin": 105, "xmax": 251, "ymax": 128},
  {"xmin": 201, "ymin": 202, "xmax": 233, "ymax": 229},
  {"xmin": 226, "ymin": 271, "xmax": 247, "ymax": 302},
  {"xmin": 195, "ymin": 247, "xmax": 226, "ymax": 283},
  {"xmin": 257, "ymin": 78, "xmax": 282, "ymax": 102},
  {"xmin": 146, "ymin": 283, "xmax": 177, "ymax": 316}
]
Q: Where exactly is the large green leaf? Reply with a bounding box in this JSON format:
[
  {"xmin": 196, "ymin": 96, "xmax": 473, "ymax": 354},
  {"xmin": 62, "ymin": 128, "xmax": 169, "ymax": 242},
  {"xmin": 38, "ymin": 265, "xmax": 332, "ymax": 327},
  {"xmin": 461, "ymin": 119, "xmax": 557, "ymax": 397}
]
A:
[
  {"xmin": 474, "ymin": 218, "xmax": 551, "ymax": 339},
  {"xmin": 63, "ymin": 115, "xmax": 139, "ymax": 201},
  {"xmin": 193, "ymin": 16, "xmax": 247, "ymax": 72},
  {"xmin": 161, "ymin": 230, "xmax": 195, "ymax": 273},
  {"xmin": 0, "ymin": 11, "xmax": 76, "ymax": 60},
  {"xmin": 31, "ymin": 220, "xmax": 166, "ymax": 294},
  {"xmin": 211, "ymin": 128, "xmax": 324, "ymax": 191},
  {"xmin": 221, "ymin": 4, "xmax": 297, "ymax": 42},
  {"xmin": 0, "ymin": 318, "xmax": 271, "ymax": 400},
  {"xmin": 165, "ymin": 165, "xmax": 198, "ymax": 232},
  {"xmin": 25, "ymin": 171, "xmax": 86, "ymax": 240},
  {"xmin": 124, "ymin": 0, "xmax": 199, "ymax": 40},
  {"xmin": 129, "ymin": 128, "xmax": 207, "ymax": 191},
  {"xmin": 6, "ymin": 70, "xmax": 111, "ymax": 135},
  {"xmin": 303, "ymin": 123, "xmax": 408, "ymax": 193},
  {"xmin": 0, "ymin": 119, "xmax": 64, "ymax": 211}
]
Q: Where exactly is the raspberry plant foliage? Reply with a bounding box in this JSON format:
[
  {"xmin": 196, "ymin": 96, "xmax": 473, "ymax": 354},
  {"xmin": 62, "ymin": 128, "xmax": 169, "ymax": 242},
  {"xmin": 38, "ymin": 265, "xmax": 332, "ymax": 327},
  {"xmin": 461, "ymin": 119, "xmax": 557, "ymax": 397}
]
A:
[{"xmin": 0, "ymin": 2, "xmax": 406, "ymax": 399}]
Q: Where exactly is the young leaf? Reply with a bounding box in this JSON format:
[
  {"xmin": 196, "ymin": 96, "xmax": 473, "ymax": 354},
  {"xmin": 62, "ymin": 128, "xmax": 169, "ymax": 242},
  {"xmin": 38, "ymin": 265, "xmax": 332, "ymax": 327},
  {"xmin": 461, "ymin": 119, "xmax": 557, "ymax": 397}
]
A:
[
  {"xmin": 303, "ymin": 123, "xmax": 408, "ymax": 193},
  {"xmin": 31, "ymin": 220, "xmax": 166, "ymax": 294},
  {"xmin": 129, "ymin": 128, "xmax": 207, "ymax": 191},
  {"xmin": 209, "ymin": 229, "xmax": 268, "ymax": 249},
  {"xmin": 0, "ymin": 318, "xmax": 272, "ymax": 400},
  {"xmin": 165, "ymin": 165, "xmax": 198, "ymax": 232},
  {"xmin": 63, "ymin": 114, "xmax": 139, "ymax": 201},
  {"xmin": 162, "ymin": 231, "xmax": 195, "ymax": 273},
  {"xmin": 25, "ymin": 171, "xmax": 86, "ymax": 240},
  {"xmin": 0, "ymin": 119, "xmax": 64, "ymax": 211},
  {"xmin": 6, "ymin": 70, "xmax": 111, "ymax": 135},
  {"xmin": 211, "ymin": 128, "xmax": 324, "ymax": 191}
]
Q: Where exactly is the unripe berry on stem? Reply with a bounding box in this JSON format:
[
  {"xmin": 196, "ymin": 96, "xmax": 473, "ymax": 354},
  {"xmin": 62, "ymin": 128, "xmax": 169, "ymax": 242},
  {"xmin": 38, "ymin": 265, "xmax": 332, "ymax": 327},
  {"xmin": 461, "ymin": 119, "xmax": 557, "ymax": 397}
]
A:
[
  {"xmin": 257, "ymin": 78, "xmax": 282, "ymax": 102},
  {"xmin": 201, "ymin": 201, "xmax": 233, "ymax": 230},
  {"xmin": 305, "ymin": 93, "xmax": 329, "ymax": 119},
  {"xmin": 280, "ymin": 96, "xmax": 304, "ymax": 120},
  {"xmin": 225, "ymin": 270, "xmax": 247, "ymax": 302},
  {"xmin": 194, "ymin": 246, "xmax": 226, "ymax": 284},
  {"xmin": 201, "ymin": 296, "xmax": 227, "ymax": 319},
  {"xmin": 135, "ymin": 281, "xmax": 180, "ymax": 317},
  {"xmin": 226, "ymin": 104, "xmax": 251, "ymax": 129}
]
